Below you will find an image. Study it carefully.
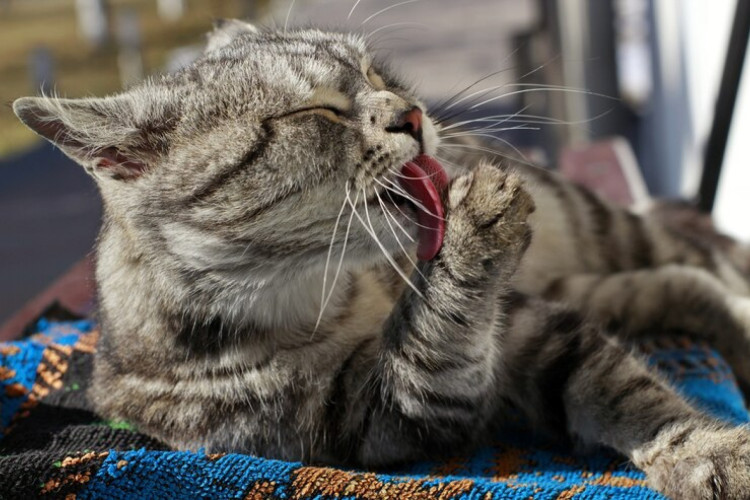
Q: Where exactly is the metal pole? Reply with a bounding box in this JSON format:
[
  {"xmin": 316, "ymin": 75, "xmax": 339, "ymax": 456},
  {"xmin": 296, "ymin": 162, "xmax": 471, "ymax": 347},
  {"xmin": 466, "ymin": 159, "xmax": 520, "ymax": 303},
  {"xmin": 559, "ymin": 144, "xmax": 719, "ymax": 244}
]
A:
[{"xmin": 698, "ymin": 0, "xmax": 750, "ymax": 212}]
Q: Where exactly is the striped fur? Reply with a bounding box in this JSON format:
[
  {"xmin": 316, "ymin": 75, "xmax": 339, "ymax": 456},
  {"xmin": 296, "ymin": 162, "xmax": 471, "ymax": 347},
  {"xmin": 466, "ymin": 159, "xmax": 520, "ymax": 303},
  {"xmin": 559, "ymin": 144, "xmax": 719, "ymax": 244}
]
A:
[{"xmin": 13, "ymin": 22, "xmax": 750, "ymax": 499}]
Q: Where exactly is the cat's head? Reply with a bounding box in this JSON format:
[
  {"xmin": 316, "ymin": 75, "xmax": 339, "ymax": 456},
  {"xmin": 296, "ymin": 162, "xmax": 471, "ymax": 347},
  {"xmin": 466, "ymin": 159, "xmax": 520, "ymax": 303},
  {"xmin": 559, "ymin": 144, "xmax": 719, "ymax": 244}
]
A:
[{"xmin": 14, "ymin": 21, "xmax": 440, "ymax": 280}]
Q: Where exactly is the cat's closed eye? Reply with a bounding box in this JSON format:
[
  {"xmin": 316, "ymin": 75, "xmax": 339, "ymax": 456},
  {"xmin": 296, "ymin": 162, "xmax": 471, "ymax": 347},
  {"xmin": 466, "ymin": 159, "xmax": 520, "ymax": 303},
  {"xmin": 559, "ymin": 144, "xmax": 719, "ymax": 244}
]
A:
[
  {"xmin": 282, "ymin": 106, "xmax": 347, "ymax": 122},
  {"xmin": 285, "ymin": 87, "xmax": 354, "ymax": 122},
  {"xmin": 365, "ymin": 66, "xmax": 386, "ymax": 90}
]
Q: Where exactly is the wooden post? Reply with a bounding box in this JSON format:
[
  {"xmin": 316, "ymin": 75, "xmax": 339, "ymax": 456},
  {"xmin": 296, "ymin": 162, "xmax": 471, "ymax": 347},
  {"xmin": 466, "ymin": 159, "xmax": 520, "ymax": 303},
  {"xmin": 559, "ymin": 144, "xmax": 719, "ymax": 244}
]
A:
[
  {"xmin": 75, "ymin": 0, "xmax": 110, "ymax": 48},
  {"xmin": 115, "ymin": 8, "xmax": 144, "ymax": 88},
  {"xmin": 29, "ymin": 46, "xmax": 55, "ymax": 95},
  {"xmin": 157, "ymin": 0, "xmax": 185, "ymax": 22}
]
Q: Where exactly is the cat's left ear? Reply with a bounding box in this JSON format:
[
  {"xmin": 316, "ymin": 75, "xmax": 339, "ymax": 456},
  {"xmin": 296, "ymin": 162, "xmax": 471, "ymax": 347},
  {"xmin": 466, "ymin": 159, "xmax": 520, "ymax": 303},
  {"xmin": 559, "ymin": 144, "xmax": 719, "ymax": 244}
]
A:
[
  {"xmin": 13, "ymin": 95, "xmax": 172, "ymax": 181},
  {"xmin": 205, "ymin": 18, "xmax": 258, "ymax": 53}
]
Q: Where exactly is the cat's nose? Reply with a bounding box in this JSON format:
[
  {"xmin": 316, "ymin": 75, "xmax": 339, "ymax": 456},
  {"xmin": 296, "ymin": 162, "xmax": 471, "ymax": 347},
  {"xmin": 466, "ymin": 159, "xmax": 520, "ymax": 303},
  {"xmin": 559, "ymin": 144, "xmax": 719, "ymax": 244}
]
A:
[{"xmin": 386, "ymin": 106, "xmax": 423, "ymax": 142}]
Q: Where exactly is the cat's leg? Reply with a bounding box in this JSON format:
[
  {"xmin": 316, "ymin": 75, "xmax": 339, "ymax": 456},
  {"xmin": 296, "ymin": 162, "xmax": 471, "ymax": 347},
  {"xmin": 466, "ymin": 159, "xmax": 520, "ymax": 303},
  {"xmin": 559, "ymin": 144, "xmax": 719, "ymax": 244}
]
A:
[
  {"xmin": 352, "ymin": 161, "xmax": 535, "ymax": 465},
  {"xmin": 500, "ymin": 298, "xmax": 750, "ymax": 499},
  {"xmin": 351, "ymin": 162, "xmax": 750, "ymax": 498},
  {"xmin": 543, "ymin": 266, "xmax": 750, "ymax": 384}
]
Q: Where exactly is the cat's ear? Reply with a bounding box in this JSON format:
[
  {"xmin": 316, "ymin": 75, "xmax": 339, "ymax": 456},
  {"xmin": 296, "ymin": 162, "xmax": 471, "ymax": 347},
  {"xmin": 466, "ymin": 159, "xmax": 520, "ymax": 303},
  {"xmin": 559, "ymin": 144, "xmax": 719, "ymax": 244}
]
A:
[
  {"xmin": 13, "ymin": 95, "xmax": 166, "ymax": 181},
  {"xmin": 205, "ymin": 18, "xmax": 258, "ymax": 52}
]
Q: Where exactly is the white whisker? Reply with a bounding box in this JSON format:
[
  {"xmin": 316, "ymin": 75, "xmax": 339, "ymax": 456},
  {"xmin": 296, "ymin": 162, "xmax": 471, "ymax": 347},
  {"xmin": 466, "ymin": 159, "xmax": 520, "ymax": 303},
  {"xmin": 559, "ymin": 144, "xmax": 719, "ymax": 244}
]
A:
[
  {"xmin": 441, "ymin": 127, "xmax": 541, "ymax": 141},
  {"xmin": 315, "ymin": 189, "xmax": 351, "ymax": 332},
  {"xmin": 365, "ymin": 22, "xmax": 429, "ymax": 40},
  {"xmin": 347, "ymin": 0, "xmax": 364, "ymax": 20},
  {"xmin": 443, "ymin": 83, "xmax": 510, "ymax": 112},
  {"xmin": 350, "ymin": 185, "xmax": 423, "ymax": 297},
  {"xmin": 380, "ymin": 176, "xmax": 445, "ymax": 220},
  {"xmin": 283, "ymin": 0, "xmax": 296, "ymax": 33},
  {"xmin": 438, "ymin": 141, "xmax": 532, "ymax": 166},
  {"xmin": 375, "ymin": 191, "xmax": 415, "ymax": 242},
  {"xmin": 438, "ymin": 104, "xmax": 532, "ymax": 132},
  {"xmin": 376, "ymin": 190, "xmax": 427, "ymax": 282},
  {"xmin": 360, "ymin": 0, "xmax": 420, "ymax": 26},
  {"xmin": 469, "ymin": 85, "xmax": 617, "ymax": 111},
  {"xmin": 431, "ymin": 55, "xmax": 522, "ymax": 115},
  {"xmin": 373, "ymin": 179, "xmax": 434, "ymax": 230}
]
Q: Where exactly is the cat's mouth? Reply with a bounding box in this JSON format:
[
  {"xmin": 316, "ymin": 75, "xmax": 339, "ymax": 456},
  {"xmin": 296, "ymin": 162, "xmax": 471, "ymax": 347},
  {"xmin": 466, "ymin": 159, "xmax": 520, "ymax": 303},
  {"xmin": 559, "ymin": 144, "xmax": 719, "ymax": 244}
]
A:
[{"xmin": 374, "ymin": 155, "xmax": 448, "ymax": 261}]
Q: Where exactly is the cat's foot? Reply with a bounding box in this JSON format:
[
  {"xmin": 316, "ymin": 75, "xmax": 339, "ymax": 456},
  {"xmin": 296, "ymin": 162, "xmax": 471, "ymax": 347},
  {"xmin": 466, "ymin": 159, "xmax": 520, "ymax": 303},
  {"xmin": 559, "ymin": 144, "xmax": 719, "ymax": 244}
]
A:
[
  {"xmin": 716, "ymin": 295, "xmax": 750, "ymax": 388},
  {"xmin": 441, "ymin": 161, "xmax": 535, "ymax": 280},
  {"xmin": 643, "ymin": 425, "xmax": 750, "ymax": 499}
]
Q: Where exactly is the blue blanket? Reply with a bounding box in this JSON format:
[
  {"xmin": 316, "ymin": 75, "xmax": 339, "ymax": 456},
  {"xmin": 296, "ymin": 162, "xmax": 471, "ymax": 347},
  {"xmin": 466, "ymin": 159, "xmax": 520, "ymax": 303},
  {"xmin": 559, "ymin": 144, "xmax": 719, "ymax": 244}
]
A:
[{"xmin": 1, "ymin": 319, "xmax": 747, "ymax": 499}]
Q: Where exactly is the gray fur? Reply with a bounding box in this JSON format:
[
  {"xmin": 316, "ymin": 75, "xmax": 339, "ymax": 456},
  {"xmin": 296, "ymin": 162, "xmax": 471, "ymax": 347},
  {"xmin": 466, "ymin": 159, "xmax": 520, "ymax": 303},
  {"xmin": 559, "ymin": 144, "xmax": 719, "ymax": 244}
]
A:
[{"xmin": 13, "ymin": 22, "xmax": 750, "ymax": 499}]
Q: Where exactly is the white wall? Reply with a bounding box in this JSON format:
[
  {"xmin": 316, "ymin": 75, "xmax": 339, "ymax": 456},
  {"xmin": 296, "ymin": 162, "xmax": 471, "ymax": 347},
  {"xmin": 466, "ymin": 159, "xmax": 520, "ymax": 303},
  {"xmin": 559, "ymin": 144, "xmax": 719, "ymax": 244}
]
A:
[{"xmin": 681, "ymin": 0, "xmax": 750, "ymax": 241}]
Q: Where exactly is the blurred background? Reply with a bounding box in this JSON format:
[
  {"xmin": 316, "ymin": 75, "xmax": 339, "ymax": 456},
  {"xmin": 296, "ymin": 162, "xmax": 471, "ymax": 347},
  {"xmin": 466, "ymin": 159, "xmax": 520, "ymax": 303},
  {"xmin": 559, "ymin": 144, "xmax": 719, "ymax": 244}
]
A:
[{"xmin": 1, "ymin": 0, "xmax": 748, "ymax": 324}]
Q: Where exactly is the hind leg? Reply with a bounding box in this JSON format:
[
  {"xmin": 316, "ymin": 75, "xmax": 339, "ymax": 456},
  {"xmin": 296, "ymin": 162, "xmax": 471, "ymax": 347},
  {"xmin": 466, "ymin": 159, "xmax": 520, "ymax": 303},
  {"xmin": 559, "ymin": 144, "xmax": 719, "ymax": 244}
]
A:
[
  {"xmin": 500, "ymin": 295, "xmax": 750, "ymax": 499},
  {"xmin": 543, "ymin": 265, "xmax": 750, "ymax": 386}
]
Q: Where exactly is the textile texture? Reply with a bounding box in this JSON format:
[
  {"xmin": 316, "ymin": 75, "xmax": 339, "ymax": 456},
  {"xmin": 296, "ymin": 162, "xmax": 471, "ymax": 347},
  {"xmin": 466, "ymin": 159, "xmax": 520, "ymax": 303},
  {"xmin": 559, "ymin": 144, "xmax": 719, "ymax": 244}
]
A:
[{"xmin": 0, "ymin": 319, "xmax": 747, "ymax": 499}]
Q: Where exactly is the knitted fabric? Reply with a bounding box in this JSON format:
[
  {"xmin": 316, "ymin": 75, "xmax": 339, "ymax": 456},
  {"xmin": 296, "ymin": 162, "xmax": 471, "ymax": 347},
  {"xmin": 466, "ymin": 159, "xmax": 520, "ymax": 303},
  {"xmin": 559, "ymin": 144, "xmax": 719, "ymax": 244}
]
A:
[{"xmin": 0, "ymin": 320, "xmax": 747, "ymax": 499}]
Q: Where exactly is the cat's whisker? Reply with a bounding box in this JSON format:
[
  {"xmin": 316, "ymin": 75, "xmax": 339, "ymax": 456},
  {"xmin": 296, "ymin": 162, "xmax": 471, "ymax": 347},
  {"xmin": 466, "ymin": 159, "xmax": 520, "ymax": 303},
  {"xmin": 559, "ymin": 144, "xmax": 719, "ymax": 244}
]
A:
[
  {"xmin": 373, "ymin": 179, "xmax": 434, "ymax": 230},
  {"xmin": 374, "ymin": 190, "xmax": 414, "ymax": 242},
  {"xmin": 380, "ymin": 176, "xmax": 445, "ymax": 221},
  {"xmin": 316, "ymin": 189, "xmax": 353, "ymax": 332},
  {"xmin": 367, "ymin": 38, "xmax": 412, "ymax": 50},
  {"xmin": 365, "ymin": 22, "xmax": 429, "ymax": 40},
  {"xmin": 469, "ymin": 86, "xmax": 617, "ymax": 111},
  {"xmin": 438, "ymin": 141, "xmax": 533, "ymax": 167},
  {"xmin": 438, "ymin": 104, "xmax": 533, "ymax": 132},
  {"xmin": 442, "ymin": 83, "xmax": 511, "ymax": 113},
  {"xmin": 430, "ymin": 57, "xmax": 564, "ymax": 124},
  {"xmin": 438, "ymin": 141, "xmax": 520, "ymax": 159},
  {"xmin": 439, "ymin": 117, "xmax": 550, "ymax": 133},
  {"xmin": 360, "ymin": 0, "xmax": 420, "ymax": 26},
  {"xmin": 377, "ymin": 177, "xmax": 436, "ymax": 221},
  {"xmin": 435, "ymin": 89, "xmax": 541, "ymax": 127},
  {"xmin": 478, "ymin": 108, "xmax": 614, "ymax": 131},
  {"xmin": 351, "ymin": 185, "xmax": 422, "ymax": 298},
  {"xmin": 442, "ymin": 127, "xmax": 542, "ymax": 140},
  {"xmin": 347, "ymin": 0, "xmax": 364, "ymax": 21},
  {"xmin": 384, "ymin": 169, "xmax": 441, "ymax": 181},
  {"xmin": 430, "ymin": 60, "xmax": 520, "ymax": 116},
  {"xmin": 283, "ymin": 0, "xmax": 297, "ymax": 33},
  {"xmin": 375, "ymin": 190, "xmax": 428, "ymax": 283},
  {"xmin": 438, "ymin": 58, "xmax": 560, "ymax": 117},
  {"xmin": 435, "ymin": 82, "xmax": 533, "ymax": 126},
  {"xmin": 315, "ymin": 206, "xmax": 356, "ymax": 334},
  {"xmin": 433, "ymin": 154, "xmax": 464, "ymax": 175},
  {"xmin": 438, "ymin": 144, "xmax": 544, "ymax": 173}
]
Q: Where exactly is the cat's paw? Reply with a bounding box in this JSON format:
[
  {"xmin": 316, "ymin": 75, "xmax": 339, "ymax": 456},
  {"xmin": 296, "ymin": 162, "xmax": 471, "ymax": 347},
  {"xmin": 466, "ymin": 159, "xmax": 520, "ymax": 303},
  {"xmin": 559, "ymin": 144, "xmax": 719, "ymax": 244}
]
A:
[
  {"xmin": 645, "ymin": 425, "xmax": 750, "ymax": 499},
  {"xmin": 441, "ymin": 161, "xmax": 534, "ymax": 279}
]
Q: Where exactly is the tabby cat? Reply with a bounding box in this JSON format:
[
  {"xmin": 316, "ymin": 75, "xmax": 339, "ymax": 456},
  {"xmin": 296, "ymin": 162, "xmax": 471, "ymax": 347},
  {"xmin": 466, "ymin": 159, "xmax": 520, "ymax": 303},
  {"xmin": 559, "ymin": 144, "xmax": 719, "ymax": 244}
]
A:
[{"xmin": 14, "ymin": 20, "xmax": 750, "ymax": 499}]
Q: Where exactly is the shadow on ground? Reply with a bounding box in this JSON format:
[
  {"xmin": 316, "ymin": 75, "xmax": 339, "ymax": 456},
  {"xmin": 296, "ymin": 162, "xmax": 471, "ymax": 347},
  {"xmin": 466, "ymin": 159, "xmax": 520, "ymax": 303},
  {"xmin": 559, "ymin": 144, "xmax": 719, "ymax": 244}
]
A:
[{"xmin": 0, "ymin": 142, "xmax": 101, "ymax": 324}]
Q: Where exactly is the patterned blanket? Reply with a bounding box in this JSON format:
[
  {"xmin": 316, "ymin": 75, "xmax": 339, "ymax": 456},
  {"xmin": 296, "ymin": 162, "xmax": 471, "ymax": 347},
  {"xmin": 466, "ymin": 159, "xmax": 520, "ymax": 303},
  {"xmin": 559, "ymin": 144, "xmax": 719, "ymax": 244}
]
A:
[{"xmin": 1, "ymin": 319, "xmax": 747, "ymax": 499}]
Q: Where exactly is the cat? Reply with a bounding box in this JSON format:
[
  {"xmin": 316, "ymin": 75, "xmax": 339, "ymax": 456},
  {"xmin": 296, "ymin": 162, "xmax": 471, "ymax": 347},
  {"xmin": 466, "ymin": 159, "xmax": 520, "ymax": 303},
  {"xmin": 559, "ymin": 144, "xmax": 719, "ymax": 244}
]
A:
[{"xmin": 13, "ymin": 19, "xmax": 750, "ymax": 499}]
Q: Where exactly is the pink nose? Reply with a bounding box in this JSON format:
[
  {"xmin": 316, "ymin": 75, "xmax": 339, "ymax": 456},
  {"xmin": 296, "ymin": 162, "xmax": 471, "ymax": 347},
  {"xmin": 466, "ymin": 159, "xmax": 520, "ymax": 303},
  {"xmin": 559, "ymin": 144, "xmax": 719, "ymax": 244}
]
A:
[
  {"xmin": 400, "ymin": 107, "xmax": 422, "ymax": 135},
  {"xmin": 387, "ymin": 106, "xmax": 423, "ymax": 142}
]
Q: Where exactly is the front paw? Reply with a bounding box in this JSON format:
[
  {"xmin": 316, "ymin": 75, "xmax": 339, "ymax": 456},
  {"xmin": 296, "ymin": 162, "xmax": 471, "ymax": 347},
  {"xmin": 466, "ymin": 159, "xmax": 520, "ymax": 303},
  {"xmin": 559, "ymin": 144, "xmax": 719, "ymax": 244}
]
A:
[
  {"xmin": 441, "ymin": 161, "xmax": 535, "ymax": 279},
  {"xmin": 645, "ymin": 425, "xmax": 750, "ymax": 499}
]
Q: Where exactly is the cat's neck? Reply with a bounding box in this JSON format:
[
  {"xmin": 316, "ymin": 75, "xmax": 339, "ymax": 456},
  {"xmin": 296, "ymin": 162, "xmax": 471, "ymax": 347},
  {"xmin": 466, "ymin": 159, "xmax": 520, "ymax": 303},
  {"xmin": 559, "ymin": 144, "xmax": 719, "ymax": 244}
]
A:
[
  {"xmin": 98, "ymin": 218, "xmax": 373, "ymax": 348},
  {"xmin": 223, "ymin": 265, "xmax": 356, "ymax": 333}
]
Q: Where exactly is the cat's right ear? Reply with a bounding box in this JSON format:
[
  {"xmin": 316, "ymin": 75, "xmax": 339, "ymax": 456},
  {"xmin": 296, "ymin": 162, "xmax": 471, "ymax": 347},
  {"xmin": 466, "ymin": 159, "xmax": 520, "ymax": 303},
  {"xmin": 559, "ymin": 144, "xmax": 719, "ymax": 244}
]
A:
[
  {"xmin": 13, "ymin": 95, "xmax": 164, "ymax": 181},
  {"xmin": 205, "ymin": 18, "xmax": 258, "ymax": 53}
]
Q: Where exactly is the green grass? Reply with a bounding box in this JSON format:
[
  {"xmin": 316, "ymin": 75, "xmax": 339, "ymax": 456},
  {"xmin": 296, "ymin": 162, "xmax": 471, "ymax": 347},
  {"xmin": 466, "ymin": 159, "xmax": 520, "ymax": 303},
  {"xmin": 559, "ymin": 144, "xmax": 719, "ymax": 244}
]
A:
[{"xmin": 0, "ymin": 0, "xmax": 264, "ymax": 157}]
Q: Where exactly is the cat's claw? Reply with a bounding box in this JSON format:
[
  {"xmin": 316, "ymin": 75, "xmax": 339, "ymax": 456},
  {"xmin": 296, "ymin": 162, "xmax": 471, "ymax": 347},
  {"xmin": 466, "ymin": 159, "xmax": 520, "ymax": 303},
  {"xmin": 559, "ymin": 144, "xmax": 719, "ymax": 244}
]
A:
[
  {"xmin": 644, "ymin": 425, "xmax": 750, "ymax": 499},
  {"xmin": 441, "ymin": 161, "xmax": 535, "ymax": 280}
]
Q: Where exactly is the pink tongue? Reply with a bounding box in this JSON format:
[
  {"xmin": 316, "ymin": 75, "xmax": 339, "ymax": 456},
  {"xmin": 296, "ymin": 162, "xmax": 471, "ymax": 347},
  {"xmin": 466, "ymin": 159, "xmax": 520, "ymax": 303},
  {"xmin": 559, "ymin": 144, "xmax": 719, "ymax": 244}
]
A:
[{"xmin": 399, "ymin": 155, "xmax": 448, "ymax": 261}]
